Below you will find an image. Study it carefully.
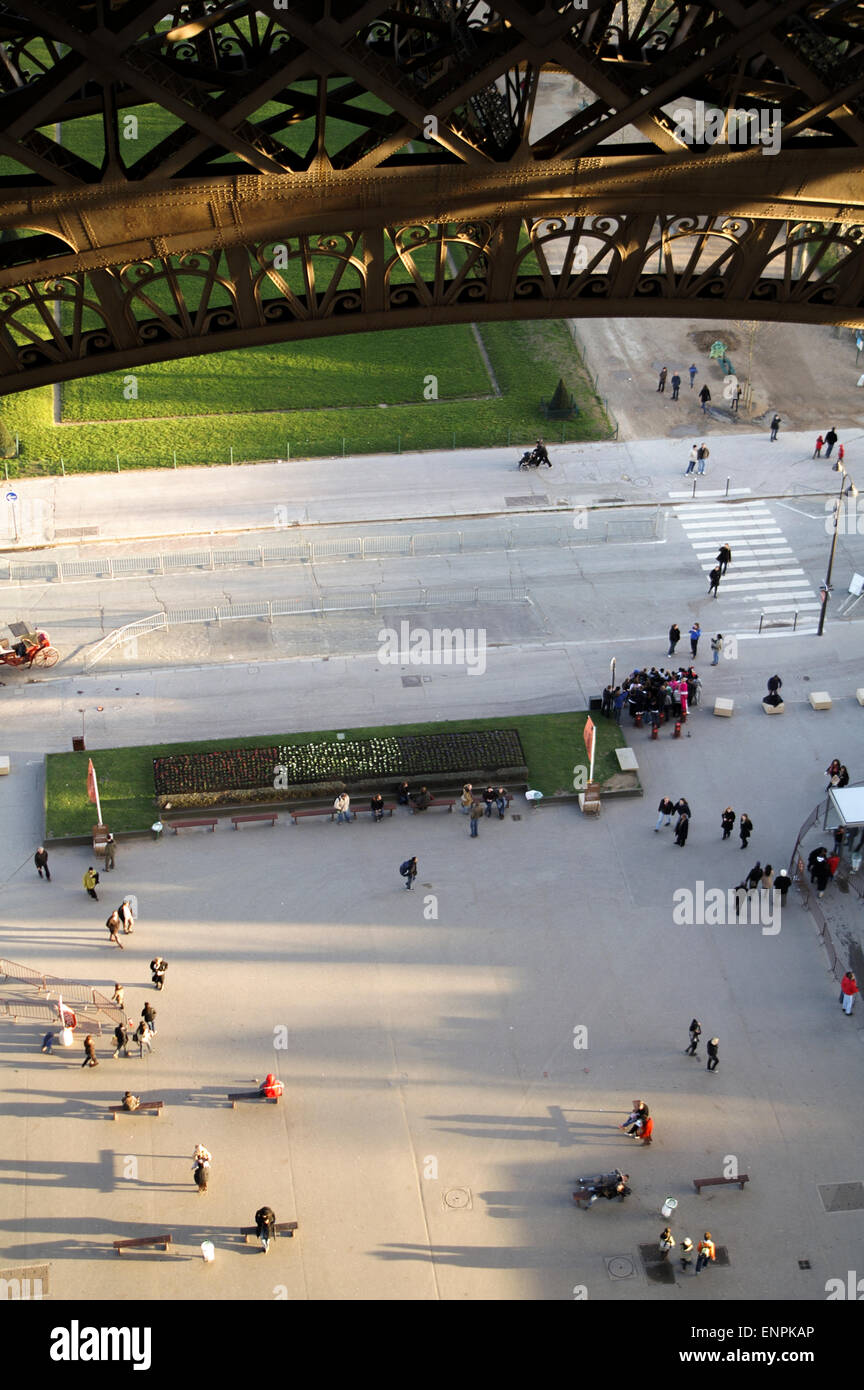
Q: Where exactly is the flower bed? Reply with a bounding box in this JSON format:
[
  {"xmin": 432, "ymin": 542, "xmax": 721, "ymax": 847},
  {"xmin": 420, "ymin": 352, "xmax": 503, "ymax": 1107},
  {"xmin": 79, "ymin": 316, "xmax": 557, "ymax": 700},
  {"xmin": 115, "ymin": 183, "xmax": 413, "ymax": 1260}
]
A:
[{"xmin": 153, "ymin": 729, "xmax": 526, "ymax": 801}]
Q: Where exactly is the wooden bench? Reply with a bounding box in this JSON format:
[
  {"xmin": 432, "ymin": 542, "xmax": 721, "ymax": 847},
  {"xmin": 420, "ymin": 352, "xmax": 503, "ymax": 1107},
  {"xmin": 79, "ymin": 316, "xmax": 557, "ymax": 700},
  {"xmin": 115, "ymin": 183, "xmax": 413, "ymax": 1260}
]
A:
[
  {"xmin": 228, "ymin": 1090, "xmax": 282, "ymax": 1108},
  {"xmin": 411, "ymin": 798, "xmax": 455, "ymax": 813},
  {"xmin": 231, "ymin": 813, "xmax": 278, "ymax": 829},
  {"xmin": 109, "ymin": 1100, "xmax": 163, "ymax": 1120},
  {"xmin": 693, "ymin": 1174, "xmax": 750, "ymax": 1194},
  {"xmin": 114, "ymin": 1233, "xmax": 173, "ymax": 1254},
  {"xmin": 290, "ymin": 807, "xmax": 337, "ymax": 824},
  {"xmin": 353, "ymin": 804, "xmax": 395, "ymax": 819},
  {"xmin": 240, "ymin": 1221, "xmax": 298, "ymax": 1243},
  {"xmin": 170, "ymin": 819, "xmax": 217, "ymax": 833}
]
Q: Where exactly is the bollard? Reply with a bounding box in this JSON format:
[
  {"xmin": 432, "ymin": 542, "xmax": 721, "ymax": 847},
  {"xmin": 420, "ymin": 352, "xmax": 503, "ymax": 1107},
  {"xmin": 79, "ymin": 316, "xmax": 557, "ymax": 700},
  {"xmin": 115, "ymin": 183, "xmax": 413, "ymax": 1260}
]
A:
[
  {"xmin": 634, "ymin": 711, "xmax": 643, "ymax": 728},
  {"xmin": 673, "ymin": 720, "xmax": 682, "ymax": 738},
  {"xmin": 651, "ymin": 723, "xmax": 659, "ymax": 740}
]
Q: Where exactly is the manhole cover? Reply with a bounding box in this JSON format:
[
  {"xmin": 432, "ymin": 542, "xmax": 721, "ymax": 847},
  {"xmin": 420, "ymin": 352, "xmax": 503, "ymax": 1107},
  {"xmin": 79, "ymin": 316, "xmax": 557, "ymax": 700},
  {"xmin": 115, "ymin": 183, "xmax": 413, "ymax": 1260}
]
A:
[
  {"xmin": 511, "ymin": 813, "xmax": 522, "ymax": 820},
  {"xmin": 444, "ymin": 1188, "xmax": 472, "ymax": 1210},
  {"xmin": 818, "ymin": 1181, "xmax": 864, "ymax": 1212},
  {"xmin": 401, "ymin": 675, "xmax": 422, "ymax": 687},
  {"xmin": 799, "ymin": 1260, "xmax": 811, "ymax": 1270},
  {"xmin": 605, "ymin": 1256, "xmax": 635, "ymax": 1280}
]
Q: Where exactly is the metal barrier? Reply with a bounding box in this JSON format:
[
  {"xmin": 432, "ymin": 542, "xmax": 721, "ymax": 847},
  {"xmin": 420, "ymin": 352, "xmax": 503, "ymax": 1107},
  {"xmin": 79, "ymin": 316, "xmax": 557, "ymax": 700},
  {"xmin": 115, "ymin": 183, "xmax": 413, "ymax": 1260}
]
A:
[
  {"xmin": 5, "ymin": 513, "xmax": 663, "ymax": 587},
  {"xmin": 759, "ymin": 609, "xmax": 799, "ymax": 632},
  {"xmin": 84, "ymin": 583, "xmax": 531, "ymax": 666}
]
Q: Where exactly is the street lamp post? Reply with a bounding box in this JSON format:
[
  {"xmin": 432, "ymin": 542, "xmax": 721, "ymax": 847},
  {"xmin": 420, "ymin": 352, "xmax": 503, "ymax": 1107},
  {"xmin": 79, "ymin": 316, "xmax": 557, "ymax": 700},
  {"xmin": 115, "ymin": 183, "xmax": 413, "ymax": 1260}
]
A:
[{"xmin": 817, "ymin": 466, "xmax": 856, "ymax": 636}]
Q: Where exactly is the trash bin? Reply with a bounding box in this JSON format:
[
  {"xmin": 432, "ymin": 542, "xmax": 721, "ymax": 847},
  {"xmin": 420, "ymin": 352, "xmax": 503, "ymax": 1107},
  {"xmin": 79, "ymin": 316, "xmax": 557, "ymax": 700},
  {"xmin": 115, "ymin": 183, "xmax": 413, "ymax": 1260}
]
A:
[
  {"xmin": 72, "ymin": 736, "xmax": 86, "ymax": 752},
  {"xmin": 589, "ymin": 697, "xmax": 602, "ymax": 711},
  {"xmin": 151, "ymin": 821, "xmax": 163, "ymax": 841},
  {"xmin": 200, "ymin": 1241, "xmax": 215, "ymax": 1263},
  {"xmin": 661, "ymin": 1197, "xmax": 678, "ymax": 1219}
]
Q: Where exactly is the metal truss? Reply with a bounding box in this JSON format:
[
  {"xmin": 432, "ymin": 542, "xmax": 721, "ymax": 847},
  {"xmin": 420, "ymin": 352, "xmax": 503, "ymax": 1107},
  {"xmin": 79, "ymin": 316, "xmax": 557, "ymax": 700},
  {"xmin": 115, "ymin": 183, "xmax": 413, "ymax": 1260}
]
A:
[{"xmin": 0, "ymin": 0, "xmax": 863, "ymax": 392}]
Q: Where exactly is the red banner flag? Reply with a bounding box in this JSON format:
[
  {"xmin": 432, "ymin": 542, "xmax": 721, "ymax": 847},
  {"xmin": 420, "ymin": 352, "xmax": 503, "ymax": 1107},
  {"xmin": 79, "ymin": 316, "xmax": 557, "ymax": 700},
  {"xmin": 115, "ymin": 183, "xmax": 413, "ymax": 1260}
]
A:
[
  {"xmin": 86, "ymin": 759, "xmax": 98, "ymax": 804},
  {"xmin": 583, "ymin": 717, "xmax": 595, "ymax": 761}
]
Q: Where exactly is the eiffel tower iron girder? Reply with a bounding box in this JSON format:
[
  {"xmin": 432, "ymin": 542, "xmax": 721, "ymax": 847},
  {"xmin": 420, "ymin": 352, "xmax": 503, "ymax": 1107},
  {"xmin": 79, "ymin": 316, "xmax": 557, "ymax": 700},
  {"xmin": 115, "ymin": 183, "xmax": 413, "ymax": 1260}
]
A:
[{"xmin": 0, "ymin": 0, "xmax": 862, "ymax": 394}]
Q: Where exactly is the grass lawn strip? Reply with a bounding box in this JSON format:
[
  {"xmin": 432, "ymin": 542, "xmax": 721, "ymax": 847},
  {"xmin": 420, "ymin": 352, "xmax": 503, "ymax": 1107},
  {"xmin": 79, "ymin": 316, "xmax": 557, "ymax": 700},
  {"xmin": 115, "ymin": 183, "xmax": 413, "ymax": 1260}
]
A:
[{"xmin": 45, "ymin": 712, "xmax": 625, "ymax": 837}]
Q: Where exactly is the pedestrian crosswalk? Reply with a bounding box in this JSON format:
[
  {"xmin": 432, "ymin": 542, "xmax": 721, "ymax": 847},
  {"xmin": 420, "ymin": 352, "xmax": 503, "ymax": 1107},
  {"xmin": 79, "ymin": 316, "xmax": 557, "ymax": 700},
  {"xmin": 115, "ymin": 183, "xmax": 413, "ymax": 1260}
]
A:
[{"xmin": 668, "ymin": 490, "xmax": 820, "ymax": 633}]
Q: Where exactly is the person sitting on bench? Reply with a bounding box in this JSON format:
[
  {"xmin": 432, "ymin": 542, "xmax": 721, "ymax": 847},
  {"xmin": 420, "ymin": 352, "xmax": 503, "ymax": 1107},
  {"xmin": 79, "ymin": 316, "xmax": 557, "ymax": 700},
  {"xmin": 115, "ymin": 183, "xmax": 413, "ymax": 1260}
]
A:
[
  {"xmin": 370, "ymin": 793, "xmax": 385, "ymax": 822},
  {"xmin": 410, "ymin": 786, "xmax": 431, "ymax": 811},
  {"xmin": 260, "ymin": 1073, "xmax": 284, "ymax": 1100},
  {"xmin": 122, "ymin": 1091, "xmax": 141, "ymax": 1111}
]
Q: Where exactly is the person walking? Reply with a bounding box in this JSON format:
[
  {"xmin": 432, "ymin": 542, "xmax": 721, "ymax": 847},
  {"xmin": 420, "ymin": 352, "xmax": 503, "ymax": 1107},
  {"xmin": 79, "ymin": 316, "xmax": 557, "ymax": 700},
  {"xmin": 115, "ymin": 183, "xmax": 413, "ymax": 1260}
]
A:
[
  {"xmin": 150, "ymin": 957, "xmax": 168, "ymax": 991},
  {"xmin": 840, "ymin": 971, "xmax": 858, "ymax": 1015},
  {"xmin": 112, "ymin": 1021, "xmax": 130, "ymax": 1059},
  {"xmin": 674, "ymin": 813, "xmax": 689, "ymax": 847},
  {"xmin": 34, "ymin": 846, "xmax": 50, "ymax": 881},
  {"xmin": 721, "ymin": 806, "xmax": 735, "ymax": 840},
  {"xmin": 193, "ymin": 1153, "xmax": 210, "ymax": 1194},
  {"xmin": 668, "ymin": 623, "xmax": 681, "ymax": 656},
  {"xmin": 685, "ymin": 1018, "xmax": 701, "ymax": 1055},
  {"xmin": 688, "ymin": 363, "xmax": 697, "ymax": 389},
  {"xmin": 836, "ymin": 442, "xmax": 846, "ymax": 469},
  {"xmin": 255, "ymin": 1205, "xmax": 277, "ymax": 1254},
  {"xmin": 334, "ymin": 792, "xmax": 351, "ymax": 824},
  {"xmin": 670, "ymin": 371, "xmax": 681, "ymax": 400},
  {"xmin": 760, "ymin": 864, "xmax": 774, "ymax": 892},
  {"xmin": 105, "ymin": 910, "xmax": 124, "ymax": 950},
  {"xmin": 104, "ymin": 834, "xmax": 116, "ymax": 871},
  {"xmin": 695, "ymin": 1233, "xmax": 717, "ymax": 1273},
  {"xmin": 469, "ymin": 801, "xmax": 483, "ymax": 838},
  {"xmin": 685, "ymin": 445, "xmax": 698, "ymax": 475},
  {"xmin": 680, "ymin": 1237, "xmax": 695, "ymax": 1273},
  {"xmin": 707, "ymin": 566, "xmax": 721, "ymax": 597},
  {"xmin": 813, "ymin": 434, "xmax": 824, "ymax": 458},
  {"xmin": 141, "ymin": 1001, "xmax": 157, "ymax": 1036},
  {"xmin": 659, "ymin": 1228, "xmax": 676, "ymax": 1260},
  {"xmin": 824, "ymin": 426, "xmax": 838, "ymax": 458},
  {"xmin": 774, "ymin": 867, "xmax": 791, "ymax": 905},
  {"xmin": 83, "ymin": 866, "xmax": 100, "ymax": 901},
  {"xmin": 657, "ymin": 366, "xmax": 668, "ymax": 393},
  {"xmin": 745, "ymin": 860, "xmax": 763, "ymax": 890},
  {"xmin": 81, "ymin": 1034, "xmax": 98, "ymax": 1068},
  {"xmin": 811, "ymin": 850, "xmax": 831, "ymax": 898},
  {"xmin": 399, "ymin": 856, "xmax": 418, "ymax": 890},
  {"xmin": 710, "ymin": 633, "xmax": 723, "ymax": 665},
  {"xmin": 730, "ymin": 383, "xmax": 742, "ymax": 411},
  {"xmin": 112, "ymin": 983, "xmax": 124, "ymax": 1009},
  {"xmin": 716, "ymin": 543, "xmax": 732, "ymax": 575},
  {"xmin": 118, "ymin": 898, "xmax": 134, "ymax": 934},
  {"xmin": 739, "ymin": 813, "xmax": 753, "ymax": 849},
  {"xmin": 689, "ymin": 622, "xmax": 701, "ymax": 657},
  {"xmin": 769, "ymin": 413, "xmax": 781, "ymax": 441},
  {"xmin": 655, "ymin": 796, "xmax": 674, "ymax": 831},
  {"xmin": 706, "ymin": 1038, "xmax": 719, "ymax": 1072},
  {"xmin": 674, "ymin": 797, "xmax": 692, "ymax": 822},
  {"xmin": 134, "ymin": 1019, "xmax": 153, "ymax": 1056},
  {"xmin": 697, "ymin": 443, "xmax": 709, "ymax": 475},
  {"xmin": 698, "ymin": 384, "xmax": 711, "ymax": 412},
  {"xmin": 459, "ymin": 783, "xmax": 474, "ymax": 814}
]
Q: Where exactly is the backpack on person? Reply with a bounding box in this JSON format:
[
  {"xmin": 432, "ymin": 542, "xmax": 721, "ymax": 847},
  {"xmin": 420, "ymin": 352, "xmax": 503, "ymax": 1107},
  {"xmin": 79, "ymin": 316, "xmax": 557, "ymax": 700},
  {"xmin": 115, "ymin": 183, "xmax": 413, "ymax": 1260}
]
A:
[{"xmin": 399, "ymin": 861, "xmax": 412, "ymax": 877}]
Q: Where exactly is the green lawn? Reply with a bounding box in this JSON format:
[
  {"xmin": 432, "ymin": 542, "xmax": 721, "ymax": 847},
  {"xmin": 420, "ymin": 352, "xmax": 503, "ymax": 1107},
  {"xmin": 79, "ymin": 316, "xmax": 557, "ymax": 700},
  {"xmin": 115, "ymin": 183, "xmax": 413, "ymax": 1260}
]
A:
[
  {"xmin": 2, "ymin": 317, "xmax": 611, "ymax": 473},
  {"xmin": 46, "ymin": 712, "xmax": 625, "ymax": 836}
]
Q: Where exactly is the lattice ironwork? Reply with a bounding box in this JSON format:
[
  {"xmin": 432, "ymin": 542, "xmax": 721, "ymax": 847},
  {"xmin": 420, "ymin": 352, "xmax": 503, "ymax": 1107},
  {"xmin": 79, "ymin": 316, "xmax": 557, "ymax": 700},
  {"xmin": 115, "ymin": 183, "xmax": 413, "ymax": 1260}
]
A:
[{"xmin": 0, "ymin": 0, "xmax": 862, "ymax": 392}]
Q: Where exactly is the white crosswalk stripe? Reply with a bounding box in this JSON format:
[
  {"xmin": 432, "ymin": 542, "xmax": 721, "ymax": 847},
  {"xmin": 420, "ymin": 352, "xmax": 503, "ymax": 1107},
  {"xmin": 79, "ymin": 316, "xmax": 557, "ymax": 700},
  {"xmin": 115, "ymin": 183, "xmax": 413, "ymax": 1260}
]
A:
[{"xmin": 669, "ymin": 494, "xmax": 820, "ymax": 619}]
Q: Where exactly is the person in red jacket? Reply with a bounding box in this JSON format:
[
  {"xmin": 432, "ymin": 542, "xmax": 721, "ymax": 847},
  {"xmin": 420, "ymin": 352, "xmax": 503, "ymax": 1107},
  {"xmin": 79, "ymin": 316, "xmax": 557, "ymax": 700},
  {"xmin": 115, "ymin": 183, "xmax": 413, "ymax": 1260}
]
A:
[
  {"xmin": 260, "ymin": 1073, "xmax": 284, "ymax": 1099},
  {"xmin": 840, "ymin": 972, "xmax": 858, "ymax": 1016}
]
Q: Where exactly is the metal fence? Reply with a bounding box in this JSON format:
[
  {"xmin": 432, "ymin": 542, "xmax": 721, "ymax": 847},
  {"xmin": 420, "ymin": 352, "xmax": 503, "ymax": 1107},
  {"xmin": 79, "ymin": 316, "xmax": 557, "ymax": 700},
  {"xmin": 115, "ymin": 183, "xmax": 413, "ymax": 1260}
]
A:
[
  {"xmin": 84, "ymin": 582, "xmax": 531, "ymax": 666},
  {"xmin": 0, "ymin": 512, "xmax": 664, "ymax": 586},
  {"xmin": 0, "ymin": 957, "xmax": 123, "ymax": 1034}
]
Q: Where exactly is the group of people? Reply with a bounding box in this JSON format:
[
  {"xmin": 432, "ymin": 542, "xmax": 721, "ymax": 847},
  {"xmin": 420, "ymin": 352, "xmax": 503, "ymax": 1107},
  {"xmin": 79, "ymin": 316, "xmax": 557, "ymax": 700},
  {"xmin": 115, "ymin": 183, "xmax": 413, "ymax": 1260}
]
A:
[
  {"xmin": 105, "ymin": 898, "xmax": 135, "ymax": 949},
  {"xmin": 685, "ymin": 1021, "xmax": 720, "ymax": 1072},
  {"xmin": 604, "ymin": 666, "xmax": 702, "ymax": 729},
  {"xmin": 684, "ymin": 442, "xmax": 710, "ymax": 475},
  {"xmin": 813, "ymin": 429, "xmax": 842, "ymax": 461},
  {"xmin": 619, "ymin": 1098, "xmax": 654, "ymax": 1145},
  {"xmin": 658, "ymin": 1228, "xmax": 717, "ymax": 1275}
]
